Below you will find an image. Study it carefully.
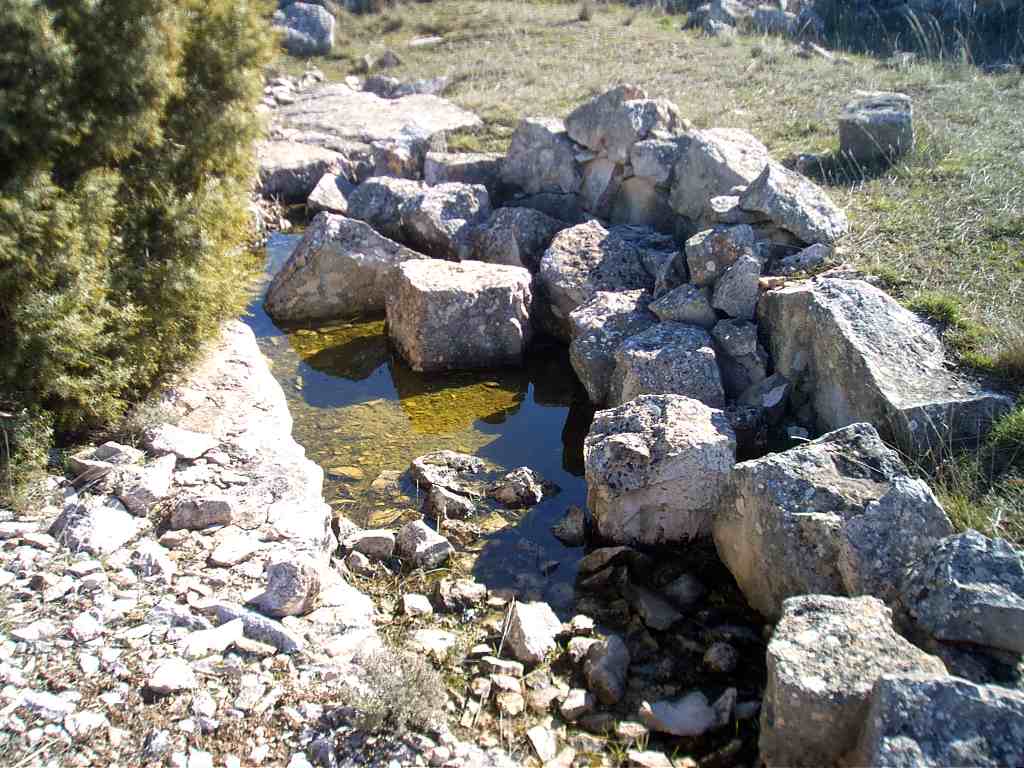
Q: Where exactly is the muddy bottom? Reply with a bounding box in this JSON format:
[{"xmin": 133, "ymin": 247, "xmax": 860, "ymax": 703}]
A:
[{"xmin": 247, "ymin": 234, "xmax": 595, "ymax": 611}]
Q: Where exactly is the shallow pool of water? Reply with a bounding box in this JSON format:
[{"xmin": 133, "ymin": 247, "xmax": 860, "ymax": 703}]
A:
[{"xmin": 245, "ymin": 233, "xmax": 594, "ymax": 612}]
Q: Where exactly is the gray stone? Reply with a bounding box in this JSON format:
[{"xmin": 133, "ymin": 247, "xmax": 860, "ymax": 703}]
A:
[
  {"xmin": 608, "ymin": 322, "xmax": 725, "ymax": 409},
  {"xmin": 49, "ymin": 495, "xmax": 139, "ymax": 556},
  {"xmin": 670, "ymin": 129, "xmax": 771, "ymax": 220},
  {"xmin": 759, "ymin": 278, "xmax": 1013, "ymax": 457},
  {"xmin": 272, "ymin": 3, "xmax": 335, "ymax": 57},
  {"xmin": 704, "ymin": 642, "xmax": 739, "ymax": 674},
  {"xmin": 145, "ymin": 426, "xmax": 215, "ymax": 463},
  {"xmin": 584, "ymin": 635, "xmax": 630, "ymax": 705},
  {"xmin": 609, "ymin": 177, "xmax": 676, "ymax": 232},
  {"xmin": 112, "ymin": 454, "xmax": 176, "ymax": 515},
  {"xmin": 901, "ymin": 529, "xmax": 1024, "ymax": 655},
  {"xmin": 630, "ymin": 138, "xmax": 687, "ymax": 185},
  {"xmin": 585, "ymin": 395, "xmax": 736, "ymax": 545},
  {"xmin": 712, "ymin": 319, "xmax": 768, "ymax": 399},
  {"xmin": 257, "ymin": 555, "xmax": 322, "ymax": 617},
  {"xmin": 760, "ymin": 595, "xmax": 946, "ymax": 768},
  {"xmin": 702, "ymin": 194, "xmax": 770, "ymax": 227},
  {"xmin": 396, "ymin": 520, "xmax": 453, "ymax": 569},
  {"xmin": 852, "ymin": 673, "xmax": 1024, "ymax": 767},
  {"xmin": 552, "ymin": 506, "xmax": 588, "ymax": 547},
  {"xmin": 198, "ymin": 601, "xmax": 305, "ymax": 654},
  {"xmin": 626, "ymin": 585, "xmax": 683, "ymax": 630},
  {"xmin": 130, "ymin": 539, "xmax": 177, "ymax": 582},
  {"xmin": 169, "ymin": 495, "xmax": 234, "ymax": 531},
  {"xmin": 409, "ymin": 450, "xmax": 485, "ymax": 493},
  {"xmin": 579, "ymin": 157, "xmax": 625, "ymax": 218},
  {"xmin": 714, "ymin": 423, "xmax": 952, "ymax": 619},
  {"xmin": 488, "ymin": 467, "xmax": 553, "ymax": 508},
  {"xmin": 685, "ymin": 225, "xmax": 757, "ymax": 287},
  {"xmin": 400, "ymin": 182, "xmax": 491, "ymax": 260},
  {"xmin": 426, "ymin": 486, "xmax": 476, "ymax": 519},
  {"xmin": 471, "ymin": 207, "xmax": 565, "ymax": 272},
  {"xmin": 640, "ymin": 689, "xmax": 734, "ymax": 737},
  {"xmin": 506, "ymin": 601, "xmax": 562, "ymax": 666},
  {"xmin": 346, "ymin": 176, "xmax": 425, "ymax": 241},
  {"xmin": 568, "ymin": 290, "xmax": 658, "ymax": 406},
  {"xmin": 565, "ymin": 85, "xmax": 682, "ymax": 164},
  {"xmin": 343, "ymin": 530, "xmax": 396, "ymax": 560},
  {"xmin": 711, "ymin": 253, "xmax": 761, "ymax": 320},
  {"xmin": 771, "ymin": 242, "xmax": 832, "ymax": 276},
  {"xmin": 67, "ymin": 442, "xmax": 144, "ymax": 485},
  {"xmin": 739, "ymin": 162, "xmax": 848, "ymax": 245},
  {"xmin": 257, "ymin": 140, "xmax": 344, "ymax": 203},
  {"xmin": 264, "ymin": 213, "xmax": 427, "ymax": 324},
  {"xmin": 424, "ymin": 151, "xmax": 503, "ymax": 196},
  {"xmin": 306, "ymin": 172, "xmax": 353, "ymax": 216},
  {"xmin": 386, "ymin": 259, "xmax": 532, "ymax": 372},
  {"xmin": 148, "ymin": 658, "xmax": 197, "ymax": 695},
  {"xmin": 649, "ymin": 284, "xmax": 717, "ymax": 328},
  {"xmin": 840, "ymin": 91, "xmax": 914, "ymax": 165},
  {"xmin": 501, "ymin": 118, "xmax": 583, "ymax": 196},
  {"xmin": 738, "ymin": 373, "xmax": 790, "ymax": 424},
  {"xmin": 537, "ymin": 221, "xmax": 666, "ymax": 342}
]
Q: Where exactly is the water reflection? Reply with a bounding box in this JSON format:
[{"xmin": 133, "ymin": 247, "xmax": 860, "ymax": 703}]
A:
[{"xmin": 247, "ymin": 233, "xmax": 594, "ymax": 614}]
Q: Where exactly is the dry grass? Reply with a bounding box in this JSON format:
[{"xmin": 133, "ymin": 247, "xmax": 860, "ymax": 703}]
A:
[{"xmin": 274, "ymin": 0, "xmax": 1024, "ymax": 537}]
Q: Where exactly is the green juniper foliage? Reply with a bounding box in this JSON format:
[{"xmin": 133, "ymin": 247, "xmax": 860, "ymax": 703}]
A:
[{"xmin": 0, "ymin": 0, "xmax": 271, "ymax": 500}]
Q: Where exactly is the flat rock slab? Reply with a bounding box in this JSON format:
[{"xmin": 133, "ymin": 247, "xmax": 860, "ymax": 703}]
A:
[
  {"xmin": 264, "ymin": 213, "xmax": 427, "ymax": 324},
  {"xmin": 271, "ymin": 83, "xmax": 481, "ymax": 178},
  {"xmin": 759, "ymin": 278, "xmax": 1012, "ymax": 458},
  {"xmin": 257, "ymin": 140, "xmax": 344, "ymax": 203},
  {"xmin": 386, "ymin": 259, "xmax": 533, "ymax": 372},
  {"xmin": 760, "ymin": 595, "xmax": 946, "ymax": 768},
  {"xmin": 585, "ymin": 394, "xmax": 735, "ymax": 546}
]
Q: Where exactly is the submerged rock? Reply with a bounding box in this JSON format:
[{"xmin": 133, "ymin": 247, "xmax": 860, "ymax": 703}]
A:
[
  {"xmin": 264, "ymin": 213, "xmax": 427, "ymax": 324},
  {"xmin": 386, "ymin": 259, "xmax": 533, "ymax": 372},
  {"xmin": 585, "ymin": 395, "xmax": 736, "ymax": 545},
  {"xmin": 760, "ymin": 595, "xmax": 946, "ymax": 768}
]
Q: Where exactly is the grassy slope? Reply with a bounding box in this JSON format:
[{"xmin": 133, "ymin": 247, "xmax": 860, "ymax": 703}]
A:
[{"xmin": 276, "ymin": 0, "xmax": 1024, "ymax": 534}]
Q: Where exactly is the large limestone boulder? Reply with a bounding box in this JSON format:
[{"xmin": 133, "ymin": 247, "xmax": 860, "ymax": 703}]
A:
[
  {"xmin": 759, "ymin": 278, "xmax": 1012, "ymax": 457},
  {"xmin": 713, "ymin": 423, "xmax": 953, "ymax": 619},
  {"xmin": 471, "ymin": 207, "xmax": 566, "ymax": 272},
  {"xmin": 568, "ymin": 290, "xmax": 658, "ymax": 406},
  {"xmin": 264, "ymin": 213, "xmax": 428, "ymax": 324},
  {"xmin": 501, "ymin": 118, "xmax": 583, "ymax": 196},
  {"xmin": 760, "ymin": 595, "xmax": 946, "ymax": 768},
  {"xmin": 346, "ymin": 176, "xmax": 425, "ymax": 241},
  {"xmin": 738, "ymin": 162, "xmax": 849, "ymax": 245},
  {"xmin": 584, "ymin": 394, "xmax": 736, "ymax": 545},
  {"xmin": 565, "ymin": 85, "xmax": 683, "ymax": 164},
  {"xmin": 670, "ymin": 128, "xmax": 771, "ymax": 220},
  {"xmin": 399, "ymin": 182, "xmax": 491, "ymax": 260},
  {"xmin": 608, "ymin": 322, "xmax": 726, "ymax": 409},
  {"xmin": 257, "ymin": 140, "xmax": 344, "ymax": 203},
  {"xmin": 272, "ymin": 3, "xmax": 335, "ymax": 57},
  {"xmin": 839, "ymin": 91, "xmax": 914, "ymax": 165},
  {"xmin": 537, "ymin": 221, "xmax": 673, "ymax": 341},
  {"xmin": 901, "ymin": 529, "xmax": 1024, "ymax": 655},
  {"xmin": 852, "ymin": 673, "xmax": 1024, "ymax": 767},
  {"xmin": 386, "ymin": 260, "xmax": 533, "ymax": 372}
]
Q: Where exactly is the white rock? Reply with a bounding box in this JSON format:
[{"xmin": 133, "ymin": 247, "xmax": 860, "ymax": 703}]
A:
[
  {"xmin": 403, "ymin": 593, "xmax": 434, "ymax": 617},
  {"xmin": 181, "ymin": 619, "xmax": 245, "ymax": 659},
  {"xmin": 506, "ymin": 601, "xmax": 562, "ymax": 666},
  {"xmin": 71, "ymin": 612, "xmax": 104, "ymax": 643},
  {"xmin": 144, "ymin": 424, "xmax": 217, "ymax": 460},
  {"xmin": 148, "ymin": 658, "xmax": 198, "ymax": 695}
]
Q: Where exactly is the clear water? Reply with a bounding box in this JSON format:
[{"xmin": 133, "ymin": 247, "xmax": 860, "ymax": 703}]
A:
[{"xmin": 245, "ymin": 233, "xmax": 595, "ymax": 613}]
